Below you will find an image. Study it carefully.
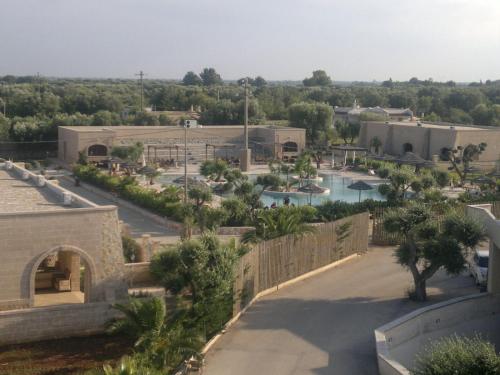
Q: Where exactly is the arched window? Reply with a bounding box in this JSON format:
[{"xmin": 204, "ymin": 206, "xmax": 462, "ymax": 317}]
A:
[
  {"xmin": 88, "ymin": 144, "xmax": 107, "ymax": 157},
  {"xmin": 403, "ymin": 143, "xmax": 413, "ymax": 153},
  {"xmin": 283, "ymin": 141, "xmax": 298, "ymax": 153}
]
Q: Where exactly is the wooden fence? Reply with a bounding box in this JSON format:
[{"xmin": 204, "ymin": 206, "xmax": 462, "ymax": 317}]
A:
[{"xmin": 232, "ymin": 212, "xmax": 369, "ymax": 315}]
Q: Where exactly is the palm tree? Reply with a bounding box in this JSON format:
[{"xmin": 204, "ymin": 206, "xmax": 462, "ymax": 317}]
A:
[
  {"xmin": 199, "ymin": 159, "xmax": 228, "ymax": 182},
  {"xmin": 242, "ymin": 208, "xmax": 316, "ymax": 243},
  {"xmin": 107, "ymin": 297, "xmax": 166, "ymax": 351}
]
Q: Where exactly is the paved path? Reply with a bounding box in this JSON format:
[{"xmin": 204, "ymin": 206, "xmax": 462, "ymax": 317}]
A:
[
  {"xmin": 57, "ymin": 178, "xmax": 180, "ymax": 243},
  {"xmin": 204, "ymin": 247, "xmax": 478, "ymax": 375}
]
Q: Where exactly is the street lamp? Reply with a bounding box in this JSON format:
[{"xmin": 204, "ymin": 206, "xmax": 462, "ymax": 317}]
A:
[{"xmin": 239, "ymin": 78, "xmax": 251, "ymax": 172}]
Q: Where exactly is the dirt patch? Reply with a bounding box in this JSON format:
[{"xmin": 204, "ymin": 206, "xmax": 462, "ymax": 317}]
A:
[{"xmin": 0, "ymin": 334, "xmax": 133, "ymax": 375}]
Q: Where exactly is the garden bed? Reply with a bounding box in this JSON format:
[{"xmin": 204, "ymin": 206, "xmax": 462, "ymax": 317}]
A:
[{"xmin": 0, "ymin": 334, "xmax": 133, "ymax": 375}]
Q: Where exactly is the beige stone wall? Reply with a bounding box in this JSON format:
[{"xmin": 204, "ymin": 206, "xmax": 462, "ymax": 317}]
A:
[
  {"xmin": 0, "ymin": 207, "xmax": 128, "ymax": 311},
  {"xmin": 58, "ymin": 126, "xmax": 306, "ymax": 164},
  {"xmin": 359, "ymin": 122, "xmax": 500, "ymax": 166},
  {"xmin": 0, "ymin": 302, "xmax": 121, "ymax": 346}
]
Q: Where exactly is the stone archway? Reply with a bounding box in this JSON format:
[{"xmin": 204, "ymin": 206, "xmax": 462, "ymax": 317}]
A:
[
  {"xmin": 29, "ymin": 245, "xmax": 97, "ymax": 307},
  {"xmin": 283, "ymin": 141, "xmax": 298, "ymax": 153},
  {"xmin": 403, "ymin": 142, "xmax": 413, "ymax": 153},
  {"xmin": 87, "ymin": 144, "xmax": 108, "ymax": 157}
]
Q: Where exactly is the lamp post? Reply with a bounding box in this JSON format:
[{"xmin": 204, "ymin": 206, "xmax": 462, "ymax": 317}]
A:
[
  {"xmin": 239, "ymin": 78, "xmax": 251, "ymax": 172},
  {"xmin": 184, "ymin": 122, "xmax": 188, "ymax": 203}
]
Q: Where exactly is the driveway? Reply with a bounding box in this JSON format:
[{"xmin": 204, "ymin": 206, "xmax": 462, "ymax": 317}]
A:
[
  {"xmin": 203, "ymin": 246, "xmax": 478, "ymax": 375},
  {"xmin": 57, "ymin": 178, "xmax": 180, "ymax": 243}
]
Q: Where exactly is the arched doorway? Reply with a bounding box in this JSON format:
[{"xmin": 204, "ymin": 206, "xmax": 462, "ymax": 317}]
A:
[
  {"xmin": 87, "ymin": 144, "xmax": 108, "ymax": 157},
  {"xmin": 31, "ymin": 247, "xmax": 94, "ymax": 307},
  {"xmin": 403, "ymin": 143, "xmax": 413, "ymax": 153},
  {"xmin": 283, "ymin": 141, "xmax": 298, "ymax": 153}
]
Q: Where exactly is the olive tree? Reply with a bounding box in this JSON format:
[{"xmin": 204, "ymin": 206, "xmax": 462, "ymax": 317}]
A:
[
  {"xmin": 384, "ymin": 204, "xmax": 484, "ymax": 301},
  {"xmin": 442, "ymin": 143, "xmax": 487, "ymax": 186}
]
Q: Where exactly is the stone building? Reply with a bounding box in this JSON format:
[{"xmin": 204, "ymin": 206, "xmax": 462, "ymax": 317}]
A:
[
  {"xmin": 0, "ymin": 161, "xmax": 128, "ymax": 345},
  {"xmin": 334, "ymin": 101, "xmax": 413, "ymax": 124},
  {"xmin": 358, "ymin": 120, "xmax": 500, "ymax": 168},
  {"xmin": 58, "ymin": 125, "xmax": 306, "ymax": 165}
]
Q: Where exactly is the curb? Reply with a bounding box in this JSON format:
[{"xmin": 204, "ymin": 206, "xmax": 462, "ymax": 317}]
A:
[{"xmin": 201, "ymin": 252, "xmax": 360, "ymax": 355}]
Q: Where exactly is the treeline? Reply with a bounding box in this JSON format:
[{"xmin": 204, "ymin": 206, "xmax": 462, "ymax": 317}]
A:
[{"xmin": 1, "ymin": 70, "xmax": 500, "ymax": 143}]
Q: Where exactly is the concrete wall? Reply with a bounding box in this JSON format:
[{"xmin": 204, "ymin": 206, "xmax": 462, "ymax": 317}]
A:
[
  {"xmin": 376, "ymin": 205, "xmax": 500, "ymax": 375},
  {"xmin": 375, "ymin": 293, "xmax": 500, "ymax": 375},
  {"xmin": 0, "ymin": 302, "xmax": 120, "ymax": 346}
]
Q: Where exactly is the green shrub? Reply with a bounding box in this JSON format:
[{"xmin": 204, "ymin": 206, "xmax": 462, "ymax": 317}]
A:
[
  {"xmin": 414, "ymin": 335, "xmax": 500, "ymax": 375},
  {"xmin": 73, "ymin": 165, "xmax": 184, "ymax": 222},
  {"xmin": 122, "ymin": 236, "xmax": 141, "ymax": 263},
  {"xmin": 315, "ymin": 199, "xmax": 390, "ymax": 222}
]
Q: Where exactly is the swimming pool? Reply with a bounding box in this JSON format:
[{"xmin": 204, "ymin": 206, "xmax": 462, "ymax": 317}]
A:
[
  {"xmin": 157, "ymin": 173, "xmax": 385, "ymax": 207},
  {"xmin": 260, "ymin": 173, "xmax": 385, "ymax": 207}
]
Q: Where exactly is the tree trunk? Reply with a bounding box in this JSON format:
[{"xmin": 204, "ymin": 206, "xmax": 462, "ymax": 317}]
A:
[{"xmin": 413, "ymin": 277, "xmax": 427, "ymax": 301}]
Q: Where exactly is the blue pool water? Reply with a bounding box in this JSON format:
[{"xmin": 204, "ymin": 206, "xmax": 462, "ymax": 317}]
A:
[
  {"xmin": 260, "ymin": 173, "xmax": 385, "ymax": 207},
  {"xmin": 157, "ymin": 173, "xmax": 385, "ymax": 207}
]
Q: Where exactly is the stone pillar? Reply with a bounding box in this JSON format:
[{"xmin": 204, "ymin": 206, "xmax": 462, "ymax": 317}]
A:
[
  {"xmin": 240, "ymin": 148, "xmax": 251, "ymax": 172},
  {"xmin": 63, "ymin": 192, "xmax": 72, "ymax": 206},
  {"xmin": 36, "ymin": 175, "xmax": 46, "ymax": 187},
  {"xmin": 138, "ymin": 234, "xmax": 152, "ymax": 262},
  {"xmin": 488, "ymin": 242, "xmax": 500, "ymax": 294},
  {"xmin": 58, "ymin": 251, "xmax": 81, "ymax": 292}
]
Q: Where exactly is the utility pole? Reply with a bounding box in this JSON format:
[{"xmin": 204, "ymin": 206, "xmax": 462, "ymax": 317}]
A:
[
  {"xmin": 244, "ymin": 78, "xmax": 249, "ymax": 150},
  {"xmin": 184, "ymin": 122, "xmax": 188, "ymax": 203},
  {"xmin": 135, "ymin": 70, "xmax": 145, "ymax": 112},
  {"xmin": 239, "ymin": 78, "xmax": 251, "ymax": 171},
  {"xmin": 36, "ymin": 72, "xmax": 41, "ymax": 95}
]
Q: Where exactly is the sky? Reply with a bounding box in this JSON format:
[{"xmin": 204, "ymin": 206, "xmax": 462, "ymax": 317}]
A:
[{"xmin": 1, "ymin": 0, "xmax": 499, "ymax": 82}]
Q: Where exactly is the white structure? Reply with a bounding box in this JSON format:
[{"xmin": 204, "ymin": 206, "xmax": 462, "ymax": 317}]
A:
[{"xmin": 375, "ymin": 203, "xmax": 500, "ymax": 374}]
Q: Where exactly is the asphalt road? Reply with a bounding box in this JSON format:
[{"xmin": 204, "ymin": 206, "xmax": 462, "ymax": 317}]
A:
[
  {"xmin": 57, "ymin": 178, "xmax": 180, "ymax": 243},
  {"xmin": 203, "ymin": 246, "xmax": 478, "ymax": 375}
]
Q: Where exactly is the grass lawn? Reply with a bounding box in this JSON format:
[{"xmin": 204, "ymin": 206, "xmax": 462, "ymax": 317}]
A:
[{"xmin": 0, "ymin": 334, "xmax": 133, "ymax": 375}]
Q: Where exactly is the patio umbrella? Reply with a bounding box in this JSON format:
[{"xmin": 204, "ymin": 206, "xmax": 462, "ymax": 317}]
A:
[
  {"xmin": 138, "ymin": 166, "xmax": 157, "ymax": 175},
  {"xmin": 172, "ymin": 176, "xmax": 196, "ymax": 185},
  {"xmin": 395, "ymin": 152, "xmax": 434, "ymax": 167},
  {"xmin": 473, "ymin": 176, "xmax": 495, "ymax": 186},
  {"xmin": 465, "ymin": 166, "xmax": 482, "ymax": 174},
  {"xmin": 347, "ymin": 180, "xmax": 374, "ymax": 202},
  {"xmin": 298, "ymin": 183, "xmax": 328, "ymax": 204}
]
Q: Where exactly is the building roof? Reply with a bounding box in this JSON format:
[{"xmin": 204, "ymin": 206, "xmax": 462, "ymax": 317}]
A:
[
  {"xmin": 374, "ymin": 121, "xmax": 498, "ymax": 131},
  {"xmin": 59, "ymin": 125, "xmax": 305, "ymax": 133},
  {"xmin": 0, "ymin": 169, "xmax": 71, "ymax": 213},
  {"xmin": 334, "ymin": 106, "xmax": 413, "ymax": 116}
]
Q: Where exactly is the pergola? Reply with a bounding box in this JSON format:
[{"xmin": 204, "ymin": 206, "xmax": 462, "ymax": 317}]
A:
[
  {"xmin": 331, "ymin": 145, "xmax": 368, "ymax": 166},
  {"xmin": 205, "ymin": 143, "xmax": 238, "ymax": 161},
  {"xmin": 146, "ymin": 144, "xmax": 180, "ymax": 164}
]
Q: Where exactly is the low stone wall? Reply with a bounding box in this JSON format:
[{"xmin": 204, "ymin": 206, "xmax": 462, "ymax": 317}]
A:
[
  {"xmin": 375, "ymin": 293, "xmax": 500, "ymax": 375},
  {"xmin": 124, "ymin": 262, "xmax": 154, "ymax": 286},
  {"xmin": 6, "ymin": 162, "xmax": 98, "ymax": 209},
  {"xmin": 0, "ymin": 302, "xmax": 120, "ymax": 346}
]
